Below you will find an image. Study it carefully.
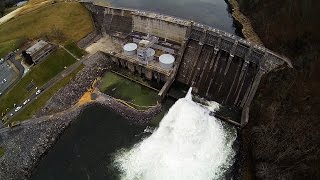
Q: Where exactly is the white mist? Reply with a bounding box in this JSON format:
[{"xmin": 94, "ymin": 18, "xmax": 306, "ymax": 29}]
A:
[{"xmin": 114, "ymin": 88, "xmax": 237, "ymax": 180}]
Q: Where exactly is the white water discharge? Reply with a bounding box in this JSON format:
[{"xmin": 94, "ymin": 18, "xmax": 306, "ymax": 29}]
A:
[{"xmin": 114, "ymin": 88, "xmax": 237, "ymax": 180}]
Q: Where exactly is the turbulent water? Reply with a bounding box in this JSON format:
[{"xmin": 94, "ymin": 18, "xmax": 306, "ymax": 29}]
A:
[{"xmin": 113, "ymin": 89, "xmax": 237, "ymax": 180}]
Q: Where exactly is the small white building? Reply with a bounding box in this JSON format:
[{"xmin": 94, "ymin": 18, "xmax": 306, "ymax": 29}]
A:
[{"xmin": 25, "ymin": 40, "xmax": 56, "ymax": 64}]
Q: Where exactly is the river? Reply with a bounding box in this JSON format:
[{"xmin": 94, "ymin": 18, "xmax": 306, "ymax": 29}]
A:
[
  {"xmin": 96, "ymin": 0, "xmax": 236, "ymax": 33},
  {"xmin": 30, "ymin": 0, "xmax": 239, "ymax": 179},
  {"xmin": 30, "ymin": 105, "xmax": 146, "ymax": 180}
]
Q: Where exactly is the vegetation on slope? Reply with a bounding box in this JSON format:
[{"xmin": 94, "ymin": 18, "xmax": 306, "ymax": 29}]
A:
[
  {"xmin": 237, "ymin": 0, "xmax": 320, "ymax": 179},
  {"xmin": 0, "ymin": 38, "xmax": 26, "ymax": 58},
  {"xmin": 64, "ymin": 42, "xmax": 87, "ymax": 59},
  {"xmin": 0, "ymin": 1, "xmax": 93, "ymax": 121},
  {"xmin": 0, "ymin": 147, "xmax": 4, "ymax": 157},
  {"xmin": 0, "ymin": 2, "xmax": 93, "ymax": 44}
]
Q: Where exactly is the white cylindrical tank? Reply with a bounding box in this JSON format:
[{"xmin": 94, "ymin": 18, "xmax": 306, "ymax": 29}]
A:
[
  {"xmin": 146, "ymin": 48, "xmax": 155, "ymax": 61},
  {"xmin": 159, "ymin": 54, "xmax": 175, "ymax": 69},
  {"xmin": 123, "ymin": 43, "xmax": 137, "ymax": 56}
]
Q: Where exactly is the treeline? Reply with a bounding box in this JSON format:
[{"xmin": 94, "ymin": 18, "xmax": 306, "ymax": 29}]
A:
[
  {"xmin": 0, "ymin": 0, "xmax": 26, "ymax": 17},
  {"xmin": 238, "ymin": 0, "xmax": 320, "ymax": 179},
  {"xmin": 238, "ymin": 0, "xmax": 320, "ymax": 51}
]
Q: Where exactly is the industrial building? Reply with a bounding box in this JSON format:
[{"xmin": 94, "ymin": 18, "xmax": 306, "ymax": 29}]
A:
[
  {"xmin": 25, "ymin": 40, "xmax": 57, "ymax": 64},
  {"xmin": 113, "ymin": 34, "xmax": 177, "ymax": 83}
]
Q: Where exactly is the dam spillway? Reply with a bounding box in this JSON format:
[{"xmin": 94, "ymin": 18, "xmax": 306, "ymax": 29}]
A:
[
  {"xmin": 80, "ymin": 1, "xmax": 292, "ymax": 126},
  {"xmin": 113, "ymin": 88, "xmax": 237, "ymax": 180}
]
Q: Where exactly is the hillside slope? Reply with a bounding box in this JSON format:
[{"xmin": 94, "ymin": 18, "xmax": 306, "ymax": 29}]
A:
[{"xmin": 238, "ymin": 0, "xmax": 320, "ymax": 179}]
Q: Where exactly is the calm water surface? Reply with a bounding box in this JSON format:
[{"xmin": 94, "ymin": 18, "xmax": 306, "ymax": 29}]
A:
[{"xmin": 99, "ymin": 0, "xmax": 236, "ymax": 33}]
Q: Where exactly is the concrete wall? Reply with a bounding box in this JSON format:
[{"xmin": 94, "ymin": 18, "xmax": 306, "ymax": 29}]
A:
[
  {"xmin": 81, "ymin": 1, "xmax": 292, "ymax": 115},
  {"xmin": 82, "ymin": 2, "xmax": 189, "ymax": 43},
  {"xmin": 132, "ymin": 14, "xmax": 188, "ymax": 43}
]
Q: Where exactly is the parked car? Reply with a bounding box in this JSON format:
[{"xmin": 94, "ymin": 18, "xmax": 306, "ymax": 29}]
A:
[
  {"xmin": 14, "ymin": 106, "xmax": 22, "ymax": 112},
  {"xmin": 36, "ymin": 89, "xmax": 42, "ymax": 95},
  {"xmin": 23, "ymin": 99, "xmax": 30, "ymax": 105}
]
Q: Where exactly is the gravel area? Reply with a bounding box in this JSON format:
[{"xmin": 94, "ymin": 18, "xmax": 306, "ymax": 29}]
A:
[{"xmin": 94, "ymin": 92, "xmax": 162, "ymax": 125}]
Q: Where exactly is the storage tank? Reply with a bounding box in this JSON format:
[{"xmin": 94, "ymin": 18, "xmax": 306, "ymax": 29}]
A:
[
  {"xmin": 159, "ymin": 54, "xmax": 175, "ymax": 69},
  {"xmin": 123, "ymin": 43, "xmax": 137, "ymax": 56},
  {"xmin": 146, "ymin": 48, "xmax": 155, "ymax": 61}
]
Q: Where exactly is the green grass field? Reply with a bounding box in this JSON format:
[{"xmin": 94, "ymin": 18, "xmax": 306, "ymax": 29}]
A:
[
  {"xmin": 99, "ymin": 72, "xmax": 159, "ymax": 109},
  {"xmin": 0, "ymin": 2, "xmax": 93, "ymax": 43},
  {"xmin": 0, "ymin": 39, "xmax": 27, "ymax": 58},
  {"xmin": 11, "ymin": 64, "xmax": 84, "ymax": 122},
  {"xmin": 65, "ymin": 42, "xmax": 86, "ymax": 58},
  {"xmin": 0, "ymin": 1, "xmax": 93, "ymax": 58},
  {"xmin": 0, "ymin": 48, "xmax": 76, "ymax": 115},
  {"xmin": 0, "ymin": 147, "xmax": 4, "ymax": 157}
]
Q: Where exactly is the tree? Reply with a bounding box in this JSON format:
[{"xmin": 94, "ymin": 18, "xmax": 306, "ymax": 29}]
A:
[
  {"xmin": 0, "ymin": 1, "xmax": 5, "ymax": 17},
  {"xmin": 22, "ymin": 50, "xmax": 34, "ymax": 65}
]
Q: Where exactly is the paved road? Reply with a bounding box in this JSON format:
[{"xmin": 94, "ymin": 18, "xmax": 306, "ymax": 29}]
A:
[{"xmin": 1, "ymin": 50, "xmax": 87, "ymax": 127}]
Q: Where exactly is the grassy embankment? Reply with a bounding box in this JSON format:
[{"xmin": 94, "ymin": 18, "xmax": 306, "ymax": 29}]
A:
[
  {"xmin": 64, "ymin": 42, "xmax": 87, "ymax": 58},
  {"xmin": 0, "ymin": 48, "xmax": 76, "ymax": 115},
  {"xmin": 0, "ymin": 39, "xmax": 28, "ymax": 58},
  {"xmin": 11, "ymin": 64, "xmax": 84, "ymax": 122},
  {"xmin": 99, "ymin": 72, "xmax": 159, "ymax": 110},
  {"xmin": 0, "ymin": 147, "xmax": 4, "ymax": 157},
  {"xmin": 0, "ymin": 1, "xmax": 93, "ymax": 121},
  {"xmin": 0, "ymin": 1, "xmax": 93, "ymax": 57}
]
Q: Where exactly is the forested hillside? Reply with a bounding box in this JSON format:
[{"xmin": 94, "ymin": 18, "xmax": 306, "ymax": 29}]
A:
[{"xmin": 238, "ymin": 0, "xmax": 320, "ymax": 179}]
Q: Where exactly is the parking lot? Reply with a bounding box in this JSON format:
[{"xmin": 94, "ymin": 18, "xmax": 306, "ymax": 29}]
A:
[{"xmin": 0, "ymin": 61, "xmax": 19, "ymax": 95}]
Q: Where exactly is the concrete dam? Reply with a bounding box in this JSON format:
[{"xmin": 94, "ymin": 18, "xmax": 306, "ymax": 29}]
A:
[{"xmin": 80, "ymin": 1, "xmax": 292, "ymax": 126}]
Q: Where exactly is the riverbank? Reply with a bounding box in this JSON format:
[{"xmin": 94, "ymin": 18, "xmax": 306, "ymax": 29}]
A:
[
  {"xmin": 0, "ymin": 104, "xmax": 83, "ymax": 179},
  {"xmin": 225, "ymin": 0, "xmax": 263, "ymax": 45}
]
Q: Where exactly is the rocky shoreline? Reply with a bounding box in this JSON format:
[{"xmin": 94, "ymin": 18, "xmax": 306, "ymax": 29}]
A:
[
  {"xmin": 0, "ymin": 104, "xmax": 84, "ymax": 180},
  {"xmin": 94, "ymin": 91, "xmax": 162, "ymax": 125}
]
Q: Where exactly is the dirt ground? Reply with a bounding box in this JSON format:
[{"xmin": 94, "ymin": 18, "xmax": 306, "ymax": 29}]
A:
[{"xmin": 85, "ymin": 35, "xmax": 122, "ymax": 54}]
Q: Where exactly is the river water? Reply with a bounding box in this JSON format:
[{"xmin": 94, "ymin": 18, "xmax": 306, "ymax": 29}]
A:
[
  {"xmin": 30, "ymin": 0, "xmax": 239, "ymax": 179},
  {"xmin": 31, "ymin": 105, "xmax": 146, "ymax": 180},
  {"xmin": 97, "ymin": 0, "xmax": 236, "ymax": 33}
]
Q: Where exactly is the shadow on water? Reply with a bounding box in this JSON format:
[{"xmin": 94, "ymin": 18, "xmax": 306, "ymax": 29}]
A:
[{"xmin": 30, "ymin": 105, "xmax": 145, "ymax": 180}]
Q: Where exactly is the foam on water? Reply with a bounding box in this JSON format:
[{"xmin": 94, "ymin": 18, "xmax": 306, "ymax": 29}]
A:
[{"xmin": 113, "ymin": 88, "xmax": 237, "ymax": 180}]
